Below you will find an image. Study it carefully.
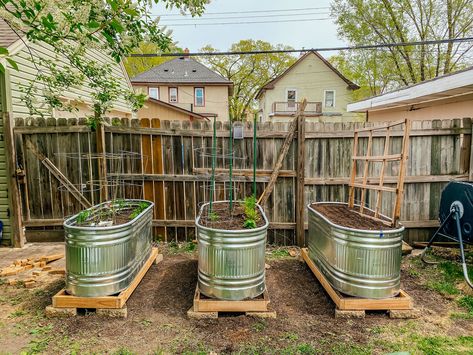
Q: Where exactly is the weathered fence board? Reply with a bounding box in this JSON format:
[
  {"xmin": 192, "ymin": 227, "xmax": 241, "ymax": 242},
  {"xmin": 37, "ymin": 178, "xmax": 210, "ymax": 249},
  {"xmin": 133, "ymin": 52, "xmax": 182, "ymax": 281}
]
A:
[{"xmin": 13, "ymin": 117, "xmax": 472, "ymax": 245}]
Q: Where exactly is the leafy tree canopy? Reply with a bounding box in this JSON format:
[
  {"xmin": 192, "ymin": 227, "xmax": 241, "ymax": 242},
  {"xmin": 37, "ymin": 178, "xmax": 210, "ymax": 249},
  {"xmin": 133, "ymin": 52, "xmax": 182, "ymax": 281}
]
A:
[
  {"xmin": 199, "ymin": 39, "xmax": 296, "ymax": 121},
  {"xmin": 0, "ymin": 0, "xmax": 207, "ymax": 124},
  {"xmin": 331, "ymin": 0, "xmax": 473, "ymax": 97}
]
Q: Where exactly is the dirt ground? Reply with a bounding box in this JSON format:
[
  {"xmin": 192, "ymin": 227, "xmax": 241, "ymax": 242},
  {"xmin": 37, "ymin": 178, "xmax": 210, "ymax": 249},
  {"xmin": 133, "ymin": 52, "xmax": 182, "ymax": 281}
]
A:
[{"xmin": 0, "ymin": 243, "xmax": 472, "ymax": 354}]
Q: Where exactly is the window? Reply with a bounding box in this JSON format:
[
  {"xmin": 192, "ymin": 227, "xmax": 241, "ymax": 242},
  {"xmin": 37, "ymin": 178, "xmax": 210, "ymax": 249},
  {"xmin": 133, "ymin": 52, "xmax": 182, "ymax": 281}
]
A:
[
  {"xmin": 286, "ymin": 89, "xmax": 297, "ymax": 110},
  {"xmin": 169, "ymin": 87, "xmax": 178, "ymax": 103},
  {"xmin": 148, "ymin": 87, "xmax": 159, "ymax": 100},
  {"xmin": 194, "ymin": 87, "xmax": 205, "ymax": 107},
  {"xmin": 324, "ymin": 90, "xmax": 335, "ymax": 108}
]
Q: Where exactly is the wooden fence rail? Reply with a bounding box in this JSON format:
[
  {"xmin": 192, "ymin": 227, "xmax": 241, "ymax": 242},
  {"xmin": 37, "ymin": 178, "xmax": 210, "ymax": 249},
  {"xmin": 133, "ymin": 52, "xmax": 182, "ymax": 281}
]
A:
[{"xmin": 13, "ymin": 116, "xmax": 472, "ymax": 245}]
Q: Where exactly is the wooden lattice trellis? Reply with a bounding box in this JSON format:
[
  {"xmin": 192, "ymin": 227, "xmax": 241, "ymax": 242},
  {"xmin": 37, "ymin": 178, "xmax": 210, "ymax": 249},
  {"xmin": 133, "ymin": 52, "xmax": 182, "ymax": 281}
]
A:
[{"xmin": 348, "ymin": 118, "xmax": 411, "ymax": 227}]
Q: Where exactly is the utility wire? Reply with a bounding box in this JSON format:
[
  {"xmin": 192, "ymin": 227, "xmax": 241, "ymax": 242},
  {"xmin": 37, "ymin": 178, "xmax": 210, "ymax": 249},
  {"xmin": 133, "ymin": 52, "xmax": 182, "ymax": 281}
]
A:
[
  {"xmin": 160, "ymin": 17, "xmax": 331, "ymax": 26},
  {"xmin": 155, "ymin": 7, "xmax": 330, "ymax": 17},
  {"xmin": 128, "ymin": 37, "xmax": 473, "ymax": 57},
  {"xmin": 158, "ymin": 12, "xmax": 331, "ymax": 22}
]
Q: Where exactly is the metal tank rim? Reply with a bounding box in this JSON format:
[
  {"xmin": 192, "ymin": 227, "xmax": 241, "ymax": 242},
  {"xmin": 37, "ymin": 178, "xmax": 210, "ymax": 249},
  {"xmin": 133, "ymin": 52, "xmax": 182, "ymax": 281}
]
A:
[
  {"xmin": 307, "ymin": 202, "xmax": 404, "ymax": 235},
  {"xmin": 195, "ymin": 200, "xmax": 269, "ymax": 233},
  {"xmin": 64, "ymin": 199, "xmax": 155, "ymax": 231}
]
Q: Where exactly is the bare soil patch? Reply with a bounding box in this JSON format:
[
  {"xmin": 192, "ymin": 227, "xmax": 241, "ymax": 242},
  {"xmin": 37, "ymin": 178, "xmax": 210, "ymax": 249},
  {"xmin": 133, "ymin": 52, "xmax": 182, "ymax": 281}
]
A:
[
  {"xmin": 199, "ymin": 202, "xmax": 265, "ymax": 230},
  {"xmin": 0, "ymin": 245, "xmax": 471, "ymax": 354},
  {"xmin": 311, "ymin": 203, "xmax": 396, "ymax": 230}
]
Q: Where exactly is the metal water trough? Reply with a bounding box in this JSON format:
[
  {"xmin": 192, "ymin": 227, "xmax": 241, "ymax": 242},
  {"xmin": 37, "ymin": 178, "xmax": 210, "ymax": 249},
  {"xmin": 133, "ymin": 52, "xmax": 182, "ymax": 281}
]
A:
[
  {"xmin": 64, "ymin": 199, "xmax": 154, "ymax": 297},
  {"xmin": 196, "ymin": 201, "xmax": 269, "ymax": 301},
  {"xmin": 307, "ymin": 202, "xmax": 404, "ymax": 299}
]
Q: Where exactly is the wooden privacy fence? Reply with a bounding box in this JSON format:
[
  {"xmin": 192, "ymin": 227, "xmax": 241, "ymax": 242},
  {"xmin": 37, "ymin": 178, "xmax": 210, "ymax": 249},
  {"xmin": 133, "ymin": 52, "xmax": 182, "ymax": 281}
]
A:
[{"xmin": 13, "ymin": 116, "xmax": 472, "ymax": 245}]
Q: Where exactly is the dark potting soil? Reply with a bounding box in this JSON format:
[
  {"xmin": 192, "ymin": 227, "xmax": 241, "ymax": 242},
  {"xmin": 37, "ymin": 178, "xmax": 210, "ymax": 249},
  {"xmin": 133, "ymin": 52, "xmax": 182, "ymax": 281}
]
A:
[
  {"xmin": 311, "ymin": 203, "xmax": 397, "ymax": 230},
  {"xmin": 76, "ymin": 207, "xmax": 141, "ymax": 227},
  {"xmin": 199, "ymin": 202, "xmax": 266, "ymax": 230}
]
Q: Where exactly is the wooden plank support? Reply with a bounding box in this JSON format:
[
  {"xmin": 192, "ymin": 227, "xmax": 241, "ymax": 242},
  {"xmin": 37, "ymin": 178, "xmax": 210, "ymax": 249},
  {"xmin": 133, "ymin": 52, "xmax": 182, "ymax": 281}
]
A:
[
  {"xmin": 25, "ymin": 139, "xmax": 91, "ymax": 209},
  {"xmin": 295, "ymin": 105, "xmax": 306, "ymax": 247},
  {"xmin": 258, "ymin": 99, "xmax": 307, "ymax": 206},
  {"xmin": 301, "ymin": 248, "xmax": 413, "ymax": 312},
  {"xmin": 193, "ymin": 287, "xmax": 270, "ymax": 313},
  {"xmin": 52, "ymin": 247, "xmax": 160, "ymax": 309}
]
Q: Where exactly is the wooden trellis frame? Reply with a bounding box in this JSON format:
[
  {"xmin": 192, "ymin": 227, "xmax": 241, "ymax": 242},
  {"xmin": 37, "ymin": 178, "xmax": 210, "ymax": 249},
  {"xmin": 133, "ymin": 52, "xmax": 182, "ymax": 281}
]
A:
[{"xmin": 348, "ymin": 118, "xmax": 411, "ymax": 227}]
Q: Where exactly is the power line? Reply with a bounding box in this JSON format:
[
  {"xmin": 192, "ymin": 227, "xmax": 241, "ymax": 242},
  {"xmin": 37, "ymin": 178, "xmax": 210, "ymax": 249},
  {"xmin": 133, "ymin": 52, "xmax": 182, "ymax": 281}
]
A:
[
  {"xmin": 158, "ymin": 12, "xmax": 331, "ymax": 22},
  {"xmin": 155, "ymin": 7, "xmax": 330, "ymax": 17},
  {"xmin": 160, "ymin": 17, "xmax": 331, "ymax": 27},
  {"xmin": 128, "ymin": 37, "xmax": 473, "ymax": 57}
]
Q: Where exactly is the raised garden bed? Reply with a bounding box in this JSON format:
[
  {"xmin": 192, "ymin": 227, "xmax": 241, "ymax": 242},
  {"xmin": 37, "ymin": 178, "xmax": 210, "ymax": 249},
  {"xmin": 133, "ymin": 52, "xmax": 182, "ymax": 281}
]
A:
[
  {"xmin": 196, "ymin": 200, "xmax": 269, "ymax": 301},
  {"xmin": 63, "ymin": 199, "xmax": 154, "ymax": 297},
  {"xmin": 307, "ymin": 202, "xmax": 404, "ymax": 299}
]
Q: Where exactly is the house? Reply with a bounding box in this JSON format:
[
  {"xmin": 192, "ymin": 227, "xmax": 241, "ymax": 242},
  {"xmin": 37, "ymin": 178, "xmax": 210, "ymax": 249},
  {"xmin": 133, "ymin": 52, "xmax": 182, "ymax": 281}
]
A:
[
  {"xmin": 347, "ymin": 67, "xmax": 473, "ymax": 122},
  {"xmin": 137, "ymin": 98, "xmax": 208, "ymax": 121},
  {"xmin": 0, "ymin": 18, "xmax": 139, "ymax": 246},
  {"xmin": 0, "ymin": 19, "xmax": 135, "ymax": 119},
  {"xmin": 256, "ymin": 51, "xmax": 360, "ymax": 123},
  {"xmin": 130, "ymin": 54, "xmax": 233, "ymax": 120}
]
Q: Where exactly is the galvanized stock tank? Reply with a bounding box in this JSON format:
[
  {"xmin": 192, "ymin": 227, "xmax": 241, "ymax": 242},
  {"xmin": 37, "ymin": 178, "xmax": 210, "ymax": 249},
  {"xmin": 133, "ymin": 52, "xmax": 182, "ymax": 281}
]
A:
[
  {"xmin": 63, "ymin": 199, "xmax": 154, "ymax": 297},
  {"xmin": 196, "ymin": 201, "xmax": 269, "ymax": 300},
  {"xmin": 307, "ymin": 202, "xmax": 404, "ymax": 299}
]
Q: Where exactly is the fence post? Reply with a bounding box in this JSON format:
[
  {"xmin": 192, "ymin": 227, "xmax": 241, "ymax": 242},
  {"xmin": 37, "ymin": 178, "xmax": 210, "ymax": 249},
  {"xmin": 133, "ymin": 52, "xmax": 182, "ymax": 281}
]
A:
[
  {"xmin": 295, "ymin": 111, "xmax": 306, "ymax": 247},
  {"xmin": 4, "ymin": 113, "xmax": 25, "ymax": 247}
]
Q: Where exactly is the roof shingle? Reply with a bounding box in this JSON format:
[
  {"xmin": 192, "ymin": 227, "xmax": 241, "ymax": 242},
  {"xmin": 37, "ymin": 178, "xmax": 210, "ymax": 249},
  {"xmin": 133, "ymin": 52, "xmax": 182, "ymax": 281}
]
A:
[{"xmin": 131, "ymin": 57, "xmax": 233, "ymax": 85}]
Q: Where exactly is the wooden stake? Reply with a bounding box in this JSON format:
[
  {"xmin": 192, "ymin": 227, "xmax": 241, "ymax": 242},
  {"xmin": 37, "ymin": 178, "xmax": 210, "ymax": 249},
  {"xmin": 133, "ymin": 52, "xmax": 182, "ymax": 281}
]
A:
[
  {"xmin": 296, "ymin": 107, "xmax": 306, "ymax": 247},
  {"xmin": 392, "ymin": 119, "xmax": 411, "ymax": 226},
  {"xmin": 96, "ymin": 123, "xmax": 108, "ymax": 202},
  {"xmin": 359, "ymin": 131, "xmax": 373, "ymax": 213},
  {"xmin": 348, "ymin": 131, "xmax": 358, "ymax": 208},
  {"xmin": 375, "ymin": 127, "xmax": 391, "ymax": 218},
  {"xmin": 258, "ymin": 99, "xmax": 307, "ymax": 206}
]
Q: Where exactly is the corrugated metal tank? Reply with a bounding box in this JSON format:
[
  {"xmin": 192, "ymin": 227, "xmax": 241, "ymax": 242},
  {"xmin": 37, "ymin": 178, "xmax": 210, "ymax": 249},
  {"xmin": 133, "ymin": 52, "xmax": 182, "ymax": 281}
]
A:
[
  {"xmin": 196, "ymin": 202, "xmax": 268, "ymax": 301},
  {"xmin": 307, "ymin": 202, "xmax": 404, "ymax": 299},
  {"xmin": 64, "ymin": 200, "xmax": 154, "ymax": 297}
]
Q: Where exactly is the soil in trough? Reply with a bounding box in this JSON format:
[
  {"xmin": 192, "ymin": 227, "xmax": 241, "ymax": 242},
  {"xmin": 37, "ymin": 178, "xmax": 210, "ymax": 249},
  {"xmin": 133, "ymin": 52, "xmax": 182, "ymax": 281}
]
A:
[
  {"xmin": 199, "ymin": 201, "xmax": 265, "ymax": 230},
  {"xmin": 311, "ymin": 203, "xmax": 397, "ymax": 230}
]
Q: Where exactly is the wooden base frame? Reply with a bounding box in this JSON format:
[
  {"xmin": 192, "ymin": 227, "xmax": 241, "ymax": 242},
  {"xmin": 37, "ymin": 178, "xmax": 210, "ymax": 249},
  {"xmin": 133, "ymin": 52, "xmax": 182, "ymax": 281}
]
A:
[
  {"xmin": 301, "ymin": 248, "xmax": 414, "ymax": 317},
  {"xmin": 50, "ymin": 247, "xmax": 161, "ymax": 311},
  {"xmin": 187, "ymin": 285, "xmax": 276, "ymax": 319}
]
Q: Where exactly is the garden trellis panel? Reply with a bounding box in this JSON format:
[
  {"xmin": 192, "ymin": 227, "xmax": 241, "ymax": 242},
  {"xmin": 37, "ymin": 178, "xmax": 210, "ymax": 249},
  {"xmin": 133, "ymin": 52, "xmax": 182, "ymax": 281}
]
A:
[{"xmin": 13, "ymin": 116, "xmax": 472, "ymax": 245}]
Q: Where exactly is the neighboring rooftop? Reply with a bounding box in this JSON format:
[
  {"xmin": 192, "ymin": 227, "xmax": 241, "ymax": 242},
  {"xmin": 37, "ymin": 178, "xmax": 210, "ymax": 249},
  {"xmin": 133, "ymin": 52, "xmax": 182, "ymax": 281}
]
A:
[
  {"xmin": 348, "ymin": 66, "xmax": 473, "ymax": 112},
  {"xmin": 131, "ymin": 56, "xmax": 233, "ymax": 85},
  {"xmin": 256, "ymin": 51, "xmax": 359, "ymax": 99},
  {"xmin": 0, "ymin": 18, "xmax": 20, "ymax": 48}
]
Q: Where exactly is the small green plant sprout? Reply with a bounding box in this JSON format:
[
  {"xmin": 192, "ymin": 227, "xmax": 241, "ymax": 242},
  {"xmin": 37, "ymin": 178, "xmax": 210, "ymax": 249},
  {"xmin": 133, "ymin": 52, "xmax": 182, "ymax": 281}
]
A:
[
  {"xmin": 76, "ymin": 210, "xmax": 90, "ymax": 225},
  {"xmin": 209, "ymin": 211, "xmax": 219, "ymax": 222},
  {"xmin": 242, "ymin": 195, "xmax": 260, "ymax": 229},
  {"xmin": 129, "ymin": 202, "xmax": 150, "ymax": 220}
]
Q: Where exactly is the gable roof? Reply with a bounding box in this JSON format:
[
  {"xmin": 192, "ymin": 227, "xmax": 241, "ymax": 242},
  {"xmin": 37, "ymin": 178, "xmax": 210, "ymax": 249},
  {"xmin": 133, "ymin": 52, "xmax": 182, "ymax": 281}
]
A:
[
  {"xmin": 347, "ymin": 66, "xmax": 473, "ymax": 112},
  {"xmin": 0, "ymin": 18, "xmax": 20, "ymax": 48},
  {"xmin": 255, "ymin": 51, "xmax": 359, "ymax": 99},
  {"xmin": 131, "ymin": 56, "xmax": 233, "ymax": 85},
  {"xmin": 146, "ymin": 97, "xmax": 208, "ymax": 120}
]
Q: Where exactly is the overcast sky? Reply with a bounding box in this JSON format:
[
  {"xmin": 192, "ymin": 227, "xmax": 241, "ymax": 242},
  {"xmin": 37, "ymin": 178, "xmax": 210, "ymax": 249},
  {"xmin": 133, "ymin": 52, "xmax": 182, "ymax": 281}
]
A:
[{"xmin": 152, "ymin": 0, "xmax": 346, "ymax": 53}]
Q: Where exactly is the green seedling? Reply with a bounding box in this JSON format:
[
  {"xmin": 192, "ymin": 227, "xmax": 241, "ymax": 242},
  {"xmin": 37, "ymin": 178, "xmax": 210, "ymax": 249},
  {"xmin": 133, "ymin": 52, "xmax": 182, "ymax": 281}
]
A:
[
  {"xmin": 76, "ymin": 210, "xmax": 90, "ymax": 224},
  {"xmin": 209, "ymin": 211, "xmax": 219, "ymax": 222},
  {"xmin": 242, "ymin": 195, "xmax": 260, "ymax": 229}
]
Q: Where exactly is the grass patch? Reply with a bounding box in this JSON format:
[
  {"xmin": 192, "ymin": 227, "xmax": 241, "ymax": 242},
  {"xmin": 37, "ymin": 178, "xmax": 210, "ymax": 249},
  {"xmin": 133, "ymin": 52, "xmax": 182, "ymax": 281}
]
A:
[
  {"xmin": 252, "ymin": 320, "xmax": 266, "ymax": 332},
  {"xmin": 267, "ymin": 248, "xmax": 291, "ymax": 259},
  {"xmin": 167, "ymin": 241, "xmax": 197, "ymax": 254},
  {"xmin": 9, "ymin": 309, "xmax": 26, "ymax": 318},
  {"xmin": 458, "ymin": 295, "xmax": 473, "ymax": 314}
]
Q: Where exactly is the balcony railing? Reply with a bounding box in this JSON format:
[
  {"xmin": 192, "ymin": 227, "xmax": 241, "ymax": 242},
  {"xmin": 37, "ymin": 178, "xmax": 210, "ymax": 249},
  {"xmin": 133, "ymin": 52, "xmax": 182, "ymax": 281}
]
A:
[{"xmin": 271, "ymin": 101, "xmax": 322, "ymax": 116}]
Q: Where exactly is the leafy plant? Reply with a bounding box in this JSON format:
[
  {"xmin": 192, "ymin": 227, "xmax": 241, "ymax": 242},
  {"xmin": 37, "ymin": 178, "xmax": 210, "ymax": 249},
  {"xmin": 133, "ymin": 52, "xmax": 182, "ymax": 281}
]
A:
[
  {"xmin": 209, "ymin": 211, "xmax": 219, "ymax": 222},
  {"xmin": 76, "ymin": 210, "xmax": 90, "ymax": 225},
  {"xmin": 242, "ymin": 195, "xmax": 259, "ymax": 229},
  {"xmin": 129, "ymin": 202, "xmax": 150, "ymax": 220}
]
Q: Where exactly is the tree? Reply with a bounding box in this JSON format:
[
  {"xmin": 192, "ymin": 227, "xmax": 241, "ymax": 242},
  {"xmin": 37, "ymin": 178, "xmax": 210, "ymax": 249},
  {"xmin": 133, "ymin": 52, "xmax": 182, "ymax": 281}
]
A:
[
  {"xmin": 199, "ymin": 40, "xmax": 296, "ymax": 121},
  {"xmin": 0, "ymin": 0, "xmax": 207, "ymax": 125},
  {"xmin": 124, "ymin": 41, "xmax": 182, "ymax": 78},
  {"xmin": 331, "ymin": 0, "xmax": 473, "ymax": 91}
]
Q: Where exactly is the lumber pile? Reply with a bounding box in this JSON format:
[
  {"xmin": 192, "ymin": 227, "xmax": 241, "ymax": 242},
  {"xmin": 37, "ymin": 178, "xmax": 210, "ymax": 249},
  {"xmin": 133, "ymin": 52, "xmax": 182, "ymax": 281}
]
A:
[{"xmin": 0, "ymin": 253, "xmax": 64, "ymax": 288}]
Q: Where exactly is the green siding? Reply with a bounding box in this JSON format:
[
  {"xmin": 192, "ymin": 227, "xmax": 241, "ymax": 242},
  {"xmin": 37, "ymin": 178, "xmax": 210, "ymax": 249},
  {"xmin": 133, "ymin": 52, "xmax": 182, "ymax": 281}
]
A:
[{"xmin": 0, "ymin": 71, "xmax": 12, "ymax": 246}]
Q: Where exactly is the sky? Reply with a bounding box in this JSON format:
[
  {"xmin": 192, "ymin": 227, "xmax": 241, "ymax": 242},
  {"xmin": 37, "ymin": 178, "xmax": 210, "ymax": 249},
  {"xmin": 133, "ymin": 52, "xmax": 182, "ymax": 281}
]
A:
[{"xmin": 152, "ymin": 0, "xmax": 346, "ymax": 53}]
